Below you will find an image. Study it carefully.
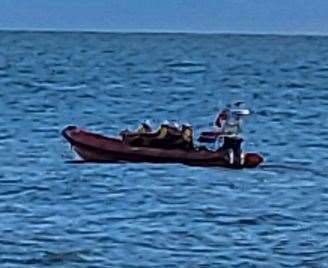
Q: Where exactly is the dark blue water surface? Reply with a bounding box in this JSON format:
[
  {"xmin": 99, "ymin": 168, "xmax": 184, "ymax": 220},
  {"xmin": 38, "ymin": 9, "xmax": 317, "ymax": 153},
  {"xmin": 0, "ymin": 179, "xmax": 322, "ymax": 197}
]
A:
[{"xmin": 0, "ymin": 31, "xmax": 328, "ymax": 267}]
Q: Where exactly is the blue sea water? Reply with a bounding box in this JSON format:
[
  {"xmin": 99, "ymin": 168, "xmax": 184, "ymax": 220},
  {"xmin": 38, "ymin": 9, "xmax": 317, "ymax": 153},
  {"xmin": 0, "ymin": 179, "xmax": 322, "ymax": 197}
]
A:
[{"xmin": 0, "ymin": 31, "xmax": 328, "ymax": 267}]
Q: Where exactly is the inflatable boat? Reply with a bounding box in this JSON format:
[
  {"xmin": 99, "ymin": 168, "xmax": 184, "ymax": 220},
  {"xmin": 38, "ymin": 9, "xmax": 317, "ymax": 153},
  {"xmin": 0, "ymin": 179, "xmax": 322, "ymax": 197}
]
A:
[{"xmin": 62, "ymin": 126, "xmax": 263, "ymax": 169}]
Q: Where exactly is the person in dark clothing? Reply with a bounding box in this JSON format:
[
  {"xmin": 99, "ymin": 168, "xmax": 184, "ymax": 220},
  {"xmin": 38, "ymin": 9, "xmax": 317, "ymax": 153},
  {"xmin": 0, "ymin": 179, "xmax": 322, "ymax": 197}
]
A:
[{"xmin": 218, "ymin": 135, "xmax": 244, "ymax": 165}]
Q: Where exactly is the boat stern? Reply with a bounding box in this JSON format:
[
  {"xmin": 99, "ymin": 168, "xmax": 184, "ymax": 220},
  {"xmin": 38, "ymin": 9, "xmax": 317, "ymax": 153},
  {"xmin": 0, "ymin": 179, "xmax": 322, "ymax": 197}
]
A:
[{"xmin": 244, "ymin": 153, "xmax": 264, "ymax": 168}]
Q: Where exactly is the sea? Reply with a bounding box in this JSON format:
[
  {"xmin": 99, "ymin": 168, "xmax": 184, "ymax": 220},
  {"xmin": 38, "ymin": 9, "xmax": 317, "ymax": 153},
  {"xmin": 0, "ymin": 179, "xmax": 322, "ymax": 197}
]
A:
[{"xmin": 0, "ymin": 31, "xmax": 328, "ymax": 267}]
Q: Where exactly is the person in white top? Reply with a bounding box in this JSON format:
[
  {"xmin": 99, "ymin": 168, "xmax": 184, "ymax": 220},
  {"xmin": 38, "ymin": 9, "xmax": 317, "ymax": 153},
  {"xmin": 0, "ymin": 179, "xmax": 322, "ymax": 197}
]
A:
[{"xmin": 215, "ymin": 107, "xmax": 248, "ymax": 165}]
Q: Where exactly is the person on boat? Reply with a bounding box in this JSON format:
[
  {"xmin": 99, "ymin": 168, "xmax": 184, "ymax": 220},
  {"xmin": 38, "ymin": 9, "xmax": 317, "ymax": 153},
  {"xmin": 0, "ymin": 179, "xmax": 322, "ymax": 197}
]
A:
[
  {"xmin": 197, "ymin": 109, "xmax": 229, "ymax": 144},
  {"xmin": 152, "ymin": 122, "xmax": 194, "ymax": 150},
  {"xmin": 215, "ymin": 108, "xmax": 229, "ymax": 129},
  {"xmin": 121, "ymin": 121, "xmax": 194, "ymax": 150},
  {"xmin": 215, "ymin": 102, "xmax": 247, "ymax": 130},
  {"xmin": 120, "ymin": 121, "xmax": 153, "ymax": 146},
  {"xmin": 217, "ymin": 108, "xmax": 244, "ymax": 165},
  {"xmin": 169, "ymin": 124, "xmax": 194, "ymax": 150},
  {"xmin": 182, "ymin": 124, "xmax": 194, "ymax": 150},
  {"xmin": 136, "ymin": 121, "xmax": 152, "ymax": 133}
]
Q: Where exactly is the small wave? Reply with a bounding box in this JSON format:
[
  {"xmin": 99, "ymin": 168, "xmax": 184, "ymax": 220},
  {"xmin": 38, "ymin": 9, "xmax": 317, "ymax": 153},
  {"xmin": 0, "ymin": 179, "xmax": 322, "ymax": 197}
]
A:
[
  {"xmin": 296, "ymin": 65, "xmax": 310, "ymax": 70},
  {"xmin": 167, "ymin": 61, "xmax": 207, "ymax": 73},
  {"xmin": 300, "ymin": 142, "xmax": 328, "ymax": 149},
  {"xmin": 31, "ymin": 81, "xmax": 87, "ymax": 91},
  {"xmin": 316, "ymin": 66, "xmax": 328, "ymax": 72},
  {"xmin": 285, "ymin": 82, "xmax": 307, "ymax": 89},
  {"xmin": 38, "ymin": 250, "xmax": 89, "ymax": 265},
  {"xmin": 101, "ymin": 49, "xmax": 115, "ymax": 54}
]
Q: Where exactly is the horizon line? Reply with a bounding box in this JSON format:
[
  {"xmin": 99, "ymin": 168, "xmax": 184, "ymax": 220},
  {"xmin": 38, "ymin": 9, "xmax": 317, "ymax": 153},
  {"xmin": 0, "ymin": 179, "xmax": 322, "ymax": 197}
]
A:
[{"xmin": 1, "ymin": 28, "xmax": 328, "ymax": 38}]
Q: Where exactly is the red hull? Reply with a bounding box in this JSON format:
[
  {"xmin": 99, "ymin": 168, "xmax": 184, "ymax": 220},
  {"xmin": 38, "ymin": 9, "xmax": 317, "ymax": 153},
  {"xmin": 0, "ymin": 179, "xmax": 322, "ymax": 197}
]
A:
[{"xmin": 62, "ymin": 126, "xmax": 263, "ymax": 168}]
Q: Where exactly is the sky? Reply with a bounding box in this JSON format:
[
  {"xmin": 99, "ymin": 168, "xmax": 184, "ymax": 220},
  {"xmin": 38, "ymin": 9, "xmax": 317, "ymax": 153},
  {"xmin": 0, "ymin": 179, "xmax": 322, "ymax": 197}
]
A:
[{"xmin": 1, "ymin": 0, "xmax": 328, "ymax": 35}]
